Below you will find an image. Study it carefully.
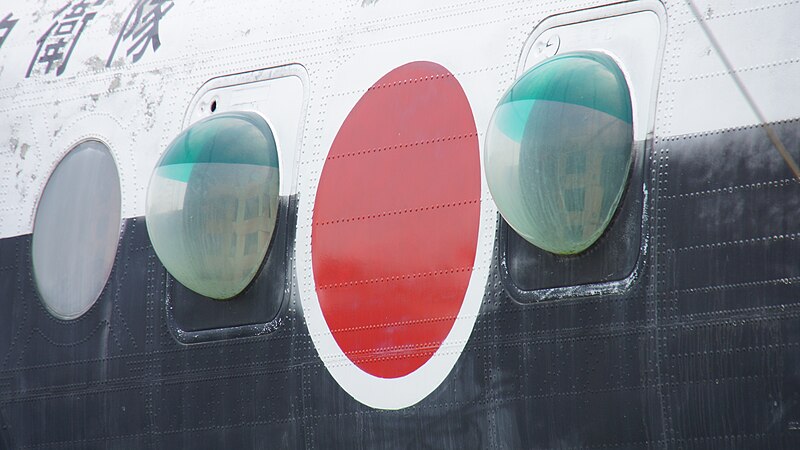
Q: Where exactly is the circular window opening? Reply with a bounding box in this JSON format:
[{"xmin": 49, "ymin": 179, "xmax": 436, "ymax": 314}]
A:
[
  {"xmin": 32, "ymin": 140, "xmax": 121, "ymax": 319},
  {"xmin": 146, "ymin": 111, "xmax": 280, "ymax": 300},
  {"xmin": 485, "ymin": 51, "xmax": 634, "ymax": 255}
]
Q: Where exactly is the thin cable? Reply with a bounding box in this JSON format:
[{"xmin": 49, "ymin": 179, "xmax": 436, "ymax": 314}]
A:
[{"xmin": 684, "ymin": 0, "xmax": 800, "ymax": 180}]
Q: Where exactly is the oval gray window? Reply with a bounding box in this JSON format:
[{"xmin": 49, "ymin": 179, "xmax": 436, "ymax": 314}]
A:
[
  {"xmin": 32, "ymin": 140, "xmax": 121, "ymax": 319},
  {"xmin": 485, "ymin": 51, "xmax": 634, "ymax": 255},
  {"xmin": 145, "ymin": 111, "xmax": 280, "ymax": 300}
]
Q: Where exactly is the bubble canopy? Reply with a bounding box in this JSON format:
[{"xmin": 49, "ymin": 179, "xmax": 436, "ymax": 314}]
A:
[
  {"xmin": 485, "ymin": 52, "xmax": 634, "ymax": 255},
  {"xmin": 146, "ymin": 112, "xmax": 280, "ymax": 300}
]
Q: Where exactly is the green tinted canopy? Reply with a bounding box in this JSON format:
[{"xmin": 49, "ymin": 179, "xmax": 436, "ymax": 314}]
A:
[
  {"xmin": 485, "ymin": 52, "xmax": 634, "ymax": 255},
  {"xmin": 158, "ymin": 112, "xmax": 278, "ymax": 182},
  {"xmin": 146, "ymin": 111, "xmax": 281, "ymax": 300}
]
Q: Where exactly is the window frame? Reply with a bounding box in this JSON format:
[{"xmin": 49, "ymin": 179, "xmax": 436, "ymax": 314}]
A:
[
  {"xmin": 496, "ymin": 0, "xmax": 666, "ymax": 302},
  {"xmin": 160, "ymin": 65, "xmax": 308, "ymax": 343}
]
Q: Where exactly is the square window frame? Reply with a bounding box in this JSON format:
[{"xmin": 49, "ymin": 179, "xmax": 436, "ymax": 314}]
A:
[
  {"xmin": 163, "ymin": 64, "xmax": 308, "ymax": 343},
  {"xmin": 498, "ymin": 0, "xmax": 666, "ymax": 302}
]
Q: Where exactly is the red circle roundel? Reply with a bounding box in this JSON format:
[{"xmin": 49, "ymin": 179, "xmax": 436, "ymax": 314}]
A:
[{"xmin": 312, "ymin": 61, "xmax": 481, "ymax": 380}]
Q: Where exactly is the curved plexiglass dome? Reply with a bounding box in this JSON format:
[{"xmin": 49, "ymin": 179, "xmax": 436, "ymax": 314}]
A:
[
  {"xmin": 485, "ymin": 52, "xmax": 634, "ymax": 255},
  {"xmin": 146, "ymin": 112, "xmax": 280, "ymax": 300}
]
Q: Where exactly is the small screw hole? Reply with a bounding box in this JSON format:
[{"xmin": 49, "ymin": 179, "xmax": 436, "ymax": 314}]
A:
[{"xmin": 210, "ymin": 100, "xmax": 217, "ymax": 112}]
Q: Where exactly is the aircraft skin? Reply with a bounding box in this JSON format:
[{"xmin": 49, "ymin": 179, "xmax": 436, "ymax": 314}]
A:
[{"xmin": 1, "ymin": 0, "xmax": 800, "ymax": 448}]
